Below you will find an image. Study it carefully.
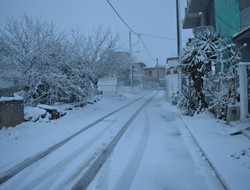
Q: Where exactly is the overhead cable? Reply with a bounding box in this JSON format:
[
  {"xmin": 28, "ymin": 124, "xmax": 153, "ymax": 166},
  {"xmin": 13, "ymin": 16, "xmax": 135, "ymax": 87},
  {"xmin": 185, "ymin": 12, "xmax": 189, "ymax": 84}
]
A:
[
  {"xmin": 140, "ymin": 33, "xmax": 177, "ymax": 41},
  {"xmin": 106, "ymin": 0, "xmax": 137, "ymax": 34},
  {"xmin": 139, "ymin": 36, "xmax": 155, "ymax": 61},
  {"xmin": 106, "ymin": 0, "xmax": 178, "ymax": 41}
]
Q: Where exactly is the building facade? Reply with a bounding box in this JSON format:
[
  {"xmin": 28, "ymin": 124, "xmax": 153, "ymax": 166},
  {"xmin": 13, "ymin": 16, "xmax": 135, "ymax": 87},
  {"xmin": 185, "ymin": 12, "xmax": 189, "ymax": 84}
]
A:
[
  {"xmin": 143, "ymin": 66, "xmax": 166, "ymax": 89},
  {"xmin": 183, "ymin": 0, "xmax": 240, "ymax": 39}
]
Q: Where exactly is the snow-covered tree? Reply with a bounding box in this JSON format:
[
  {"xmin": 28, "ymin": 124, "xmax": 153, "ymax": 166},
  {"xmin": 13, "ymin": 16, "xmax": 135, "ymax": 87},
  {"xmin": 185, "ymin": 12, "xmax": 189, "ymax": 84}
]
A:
[
  {"xmin": 0, "ymin": 15, "xmax": 127, "ymax": 105},
  {"xmin": 0, "ymin": 15, "xmax": 67, "ymax": 105},
  {"xmin": 82, "ymin": 27, "xmax": 122, "ymax": 91},
  {"xmin": 180, "ymin": 31, "xmax": 240, "ymax": 116},
  {"xmin": 68, "ymin": 27, "xmax": 130, "ymax": 92}
]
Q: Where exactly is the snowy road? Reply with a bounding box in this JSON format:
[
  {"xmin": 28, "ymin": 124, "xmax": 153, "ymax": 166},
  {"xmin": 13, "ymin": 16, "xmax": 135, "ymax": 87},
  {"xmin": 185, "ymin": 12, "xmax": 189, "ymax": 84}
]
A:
[
  {"xmin": 0, "ymin": 92, "xmax": 154, "ymax": 189},
  {"xmin": 88, "ymin": 91, "xmax": 224, "ymax": 190},
  {"xmin": 0, "ymin": 90, "xmax": 225, "ymax": 190}
]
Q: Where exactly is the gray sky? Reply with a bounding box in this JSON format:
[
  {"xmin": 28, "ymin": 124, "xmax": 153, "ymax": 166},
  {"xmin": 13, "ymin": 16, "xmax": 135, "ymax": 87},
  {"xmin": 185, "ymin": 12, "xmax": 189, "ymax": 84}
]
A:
[{"xmin": 0, "ymin": 0, "xmax": 192, "ymax": 67}]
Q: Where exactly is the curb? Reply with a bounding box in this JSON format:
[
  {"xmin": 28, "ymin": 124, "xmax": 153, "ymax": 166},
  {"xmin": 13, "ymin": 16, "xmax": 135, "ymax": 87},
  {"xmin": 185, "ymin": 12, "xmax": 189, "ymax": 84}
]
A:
[
  {"xmin": 242, "ymin": 127, "xmax": 250, "ymax": 140},
  {"xmin": 178, "ymin": 113, "xmax": 228, "ymax": 190}
]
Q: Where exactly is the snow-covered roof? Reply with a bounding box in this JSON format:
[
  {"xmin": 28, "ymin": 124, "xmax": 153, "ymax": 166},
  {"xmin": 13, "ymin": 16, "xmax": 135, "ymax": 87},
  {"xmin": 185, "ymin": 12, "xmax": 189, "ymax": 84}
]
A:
[{"xmin": 0, "ymin": 96, "xmax": 23, "ymax": 102}]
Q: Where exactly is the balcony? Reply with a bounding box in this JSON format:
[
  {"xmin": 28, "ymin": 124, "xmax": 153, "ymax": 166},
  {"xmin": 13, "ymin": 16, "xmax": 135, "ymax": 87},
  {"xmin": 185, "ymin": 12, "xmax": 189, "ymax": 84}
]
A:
[{"xmin": 183, "ymin": 0, "xmax": 211, "ymax": 29}]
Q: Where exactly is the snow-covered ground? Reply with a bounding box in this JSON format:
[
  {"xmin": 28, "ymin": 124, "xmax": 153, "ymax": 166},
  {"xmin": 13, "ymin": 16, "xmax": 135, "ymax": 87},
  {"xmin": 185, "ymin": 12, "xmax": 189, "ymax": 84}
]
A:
[{"xmin": 0, "ymin": 90, "xmax": 249, "ymax": 190}]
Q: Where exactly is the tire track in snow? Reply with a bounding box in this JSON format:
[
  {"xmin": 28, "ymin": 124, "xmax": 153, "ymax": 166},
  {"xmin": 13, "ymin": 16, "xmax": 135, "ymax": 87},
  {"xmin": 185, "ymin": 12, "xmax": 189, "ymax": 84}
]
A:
[
  {"xmin": 113, "ymin": 109, "xmax": 151, "ymax": 190},
  {"xmin": 16, "ymin": 120, "xmax": 117, "ymax": 190},
  {"xmin": 0, "ymin": 92, "xmax": 151, "ymax": 185},
  {"xmin": 71, "ymin": 92, "xmax": 157, "ymax": 190}
]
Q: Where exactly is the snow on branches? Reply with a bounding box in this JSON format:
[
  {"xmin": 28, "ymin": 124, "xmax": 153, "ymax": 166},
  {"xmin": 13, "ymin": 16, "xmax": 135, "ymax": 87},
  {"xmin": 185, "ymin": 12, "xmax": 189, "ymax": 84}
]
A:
[
  {"xmin": 179, "ymin": 31, "xmax": 241, "ymax": 116},
  {"xmin": 0, "ymin": 15, "xmax": 129, "ymax": 106}
]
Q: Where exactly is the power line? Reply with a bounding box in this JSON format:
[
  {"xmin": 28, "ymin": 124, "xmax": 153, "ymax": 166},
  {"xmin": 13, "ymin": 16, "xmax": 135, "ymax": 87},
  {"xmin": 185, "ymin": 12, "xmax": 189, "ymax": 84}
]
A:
[
  {"xmin": 139, "ymin": 33, "xmax": 177, "ymax": 41},
  {"xmin": 105, "ymin": 0, "xmax": 181, "ymax": 41},
  {"xmin": 106, "ymin": 0, "xmax": 137, "ymax": 34},
  {"xmin": 106, "ymin": 0, "xmax": 175, "ymax": 61},
  {"xmin": 139, "ymin": 35, "xmax": 155, "ymax": 61}
]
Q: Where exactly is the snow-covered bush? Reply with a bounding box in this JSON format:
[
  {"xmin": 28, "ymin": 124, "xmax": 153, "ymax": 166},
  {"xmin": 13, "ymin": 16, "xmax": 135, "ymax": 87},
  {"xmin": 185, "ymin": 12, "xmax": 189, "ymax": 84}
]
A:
[
  {"xmin": 180, "ymin": 31, "xmax": 240, "ymax": 116},
  {"xmin": 178, "ymin": 85, "xmax": 199, "ymax": 116}
]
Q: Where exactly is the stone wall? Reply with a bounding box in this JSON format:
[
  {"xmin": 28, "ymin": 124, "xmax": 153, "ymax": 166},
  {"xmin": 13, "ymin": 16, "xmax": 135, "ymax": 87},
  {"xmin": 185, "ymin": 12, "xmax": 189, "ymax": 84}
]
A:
[{"xmin": 0, "ymin": 97, "xmax": 24, "ymax": 128}]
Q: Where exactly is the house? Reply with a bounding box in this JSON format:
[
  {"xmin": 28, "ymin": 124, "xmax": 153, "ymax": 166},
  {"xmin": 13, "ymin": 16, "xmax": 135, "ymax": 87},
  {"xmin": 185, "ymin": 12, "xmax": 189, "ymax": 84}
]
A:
[
  {"xmin": 98, "ymin": 62, "xmax": 147, "ymax": 94},
  {"xmin": 143, "ymin": 65, "xmax": 165, "ymax": 89},
  {"xmin": 232, "ymin": 1, "xmax": 250, "ymax": 118},
  {"xmin": 133, "ymin": 62, "xmax": 146, "ymax": 87}
]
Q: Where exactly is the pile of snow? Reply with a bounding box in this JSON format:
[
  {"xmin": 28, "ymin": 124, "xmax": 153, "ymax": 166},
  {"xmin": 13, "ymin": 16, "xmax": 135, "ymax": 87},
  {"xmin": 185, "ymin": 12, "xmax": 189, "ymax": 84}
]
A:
[{"xmin": 24, "ymin": 107, "xmax": 48, "ymax": 122}]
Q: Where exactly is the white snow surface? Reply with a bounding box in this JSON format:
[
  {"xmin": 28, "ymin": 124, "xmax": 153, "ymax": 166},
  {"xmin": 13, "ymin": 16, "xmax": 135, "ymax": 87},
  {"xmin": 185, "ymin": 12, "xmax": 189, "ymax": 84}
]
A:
[
  {"xmin": 0, "ymin": 96, "xmax": 23, "ymax": 102},
  {"xmin": 0, "ymin": 90, "xmax": 249, "ymax": 190}
]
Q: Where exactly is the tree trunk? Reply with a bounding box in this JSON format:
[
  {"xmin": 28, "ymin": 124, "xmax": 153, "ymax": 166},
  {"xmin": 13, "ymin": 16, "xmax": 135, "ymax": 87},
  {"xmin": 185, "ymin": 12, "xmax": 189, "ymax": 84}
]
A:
[
  {"xmin": 93, "ymin": 79, "xmax": 98, "ymax": 93},
  {"xmin": 192, "ymin": 72, "xmax": 208, "ymax": 111}
]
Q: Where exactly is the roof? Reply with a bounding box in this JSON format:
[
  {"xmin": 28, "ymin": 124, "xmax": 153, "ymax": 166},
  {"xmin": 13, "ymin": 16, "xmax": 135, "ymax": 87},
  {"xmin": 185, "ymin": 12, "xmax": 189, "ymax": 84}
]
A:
[
  {"xmin": 233, "ymin": 26, "xmax": 250, "ymax": 41},
  {"xmin": 134, "ymin": 62, "xmax": 146, "ymax": 67}
]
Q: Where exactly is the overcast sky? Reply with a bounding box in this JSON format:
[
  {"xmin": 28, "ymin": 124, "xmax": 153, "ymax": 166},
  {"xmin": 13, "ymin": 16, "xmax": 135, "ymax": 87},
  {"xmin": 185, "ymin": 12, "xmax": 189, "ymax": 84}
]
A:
[{"xmin": 0, "ymin": 0, "xmax": 192, "ymax": 67}]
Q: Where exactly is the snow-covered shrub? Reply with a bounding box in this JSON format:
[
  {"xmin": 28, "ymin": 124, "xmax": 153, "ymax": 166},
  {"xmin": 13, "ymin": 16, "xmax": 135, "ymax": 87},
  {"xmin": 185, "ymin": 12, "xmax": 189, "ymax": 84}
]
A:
[
  {"xmin": 178, "ymin": 85, "xmax": 200, "ymax": 116},
  {"xmin": 180, "ymin": 31, "xmax": 240, "ymax": 116}
]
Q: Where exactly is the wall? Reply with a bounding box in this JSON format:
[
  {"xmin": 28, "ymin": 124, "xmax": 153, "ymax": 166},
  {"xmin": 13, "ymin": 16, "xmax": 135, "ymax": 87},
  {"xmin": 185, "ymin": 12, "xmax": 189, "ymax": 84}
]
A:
[
  {"xmin": 165, "ymin": 74, "xmax": 179, "ymax": 100},
  {"xmin": 0, "ymin": 98, "xmax": 24, "ymax": 128},
  {"xmin": 214, "ymin": 0, "xmax": 240, "ymax": 39},
  {"xmin": 240, "ymin": 6, "xmax": 250, "ymax": 30},
  {"xmin": 98, "ymin": 77, "xmax": 117, "ymax": 94}
]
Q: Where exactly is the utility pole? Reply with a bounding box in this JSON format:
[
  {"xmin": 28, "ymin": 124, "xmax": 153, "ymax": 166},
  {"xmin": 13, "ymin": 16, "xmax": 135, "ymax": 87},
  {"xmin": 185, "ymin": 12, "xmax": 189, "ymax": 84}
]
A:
[
  {"xmin": 156, "ymin": 58, "xmax": 159, "ymax": 87},
  {"xmin": 176, "ymin": 0, "xmax": 182, "ymax": 96},
  {"xmin": 129, "ymin": 31, "xmax": 133, "ymax": 87},
  {"xmin": 176, "ymin": 0, "xmax": 182, "ymax": 56}
]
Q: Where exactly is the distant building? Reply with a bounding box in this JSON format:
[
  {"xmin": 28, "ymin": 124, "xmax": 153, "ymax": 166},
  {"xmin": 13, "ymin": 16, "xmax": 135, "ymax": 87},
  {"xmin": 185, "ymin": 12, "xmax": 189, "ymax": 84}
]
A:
[
  {"xmin": 143, "ymin": 65, "xmax": 165, "ymax": 89},
  {"xmin": 98, "ymin": 61, "xmax": 147, "ymax": 93},
  {"xmin": 133, "ymin": 62, "xmax": 147, "ymax": 87}
]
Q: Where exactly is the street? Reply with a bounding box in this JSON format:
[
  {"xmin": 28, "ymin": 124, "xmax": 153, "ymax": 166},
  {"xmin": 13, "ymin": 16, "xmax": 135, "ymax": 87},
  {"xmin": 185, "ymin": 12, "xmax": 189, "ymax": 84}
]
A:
[
  {"xmin": 88, "ymin": 90, "xmax": 223, "ymax": 190},
  {"xmin": 0, "ymin": 91, "xmax": 224, "ymax": 190}
]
